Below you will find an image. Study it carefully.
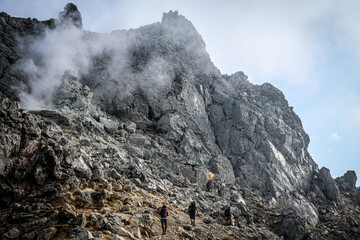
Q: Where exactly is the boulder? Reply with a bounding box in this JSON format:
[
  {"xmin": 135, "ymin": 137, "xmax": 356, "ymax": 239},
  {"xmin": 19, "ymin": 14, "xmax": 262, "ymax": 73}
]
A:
[
  {"xmin": 343, "ymin": 171, "xmax": 357, "ymax": 188},
  {"xmin": 128, "ymin": 134, "xmax": 151, "ymax": 148},
  {"xmin": 67, "ymin": 227, "xmax": 93, "ymax": 240},
  {"xmin": 124, "ymin": 144, "xmax": 143, "ymax": 158},
  {"xmin": 33, "ymin": 149, "xmax": 60, "ymax": 185},
  {"xmin": 202, "ymin": 216, "xmax": 214, "ymax": 224},
  {"xmin": 100, "ymin": 117, "xmax": 118, "ymax": 134},
  {"xmin": 71, "ymin": 213, "xmax": 87, "ymax": 228},
  {"xmin": 336, "ymin": 170, "xmax": 357, "ymax": 192},
  {"xmin": 91, "ymin": 189, "xmax": 108, "ymax": 206},
  {"xmin": 96, "ymin": 216, "xmax": 109, "ymax": 230},
  {"xmin": 112, "ymin": 226, "xmax": 134, "ymax": 238},
  {"xmin": 58, "ymin": 203, "xmax": 77, "ymax": 221},
  {"xmin": 75, "ymin": 191, "xmax": 93, "ymax": 208},
  {"xmin": 71, "ymin": 156, "xmax": 92, "ymax": 180},
  {"xmin": 125, "ymin": 122, "xmax": 136, "ymax": 133},
  {"xmin": 313, "ymin": 167, "xmax": 341, "ymax": 205},
  {"xmin": 36, "ymin": 227, "xmax": 57, "ymax": 240},
  {"xmin": 2, "ymin": 227, "xmax": 20, "ymax": 239}
]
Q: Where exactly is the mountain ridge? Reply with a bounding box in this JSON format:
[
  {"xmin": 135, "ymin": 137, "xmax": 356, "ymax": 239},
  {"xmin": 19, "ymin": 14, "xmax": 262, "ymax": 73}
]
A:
[{"xmin": 1, "ymin": 3, "xmax": 359, "ymax": 240}]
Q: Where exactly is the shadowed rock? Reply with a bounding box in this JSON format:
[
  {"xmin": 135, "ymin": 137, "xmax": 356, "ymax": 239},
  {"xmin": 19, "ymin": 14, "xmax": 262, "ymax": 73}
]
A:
[{"xmin": 313, "ymin": 167, "xmax": 341, "ymax": 205}]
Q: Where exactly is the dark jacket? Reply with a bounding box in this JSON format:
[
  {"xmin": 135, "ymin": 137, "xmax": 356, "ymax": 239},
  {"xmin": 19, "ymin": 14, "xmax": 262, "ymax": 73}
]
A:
[
  {"xmin": 188, "ymin": 203, "xmax": 197, "ymax": 219},
  {"xmin": 225, "ymin": 208, "xmax": 231, "ymax": 217}
]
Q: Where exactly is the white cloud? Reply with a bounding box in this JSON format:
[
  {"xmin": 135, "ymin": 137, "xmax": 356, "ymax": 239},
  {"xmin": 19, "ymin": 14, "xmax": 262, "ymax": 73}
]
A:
[
  {"xmin": 328, "ymin": 148, "xmax": 334, "ymax": 153},
  {"xmin": 330, "ymin": 132, "xmax": 342, "ymax": 140},
  {"xmin": 3, "ymin": 0, "xmax": 360, "ymax": 86},
  {"xmin": 83, "ymin": 0, "xmax": 360, "ymax": 89}
]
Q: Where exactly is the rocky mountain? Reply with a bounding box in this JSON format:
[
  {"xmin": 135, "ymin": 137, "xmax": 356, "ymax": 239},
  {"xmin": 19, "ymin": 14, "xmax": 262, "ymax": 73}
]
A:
[{"xmin": 1, "ymin": 3, "xmax": 359, "ymax": 240}]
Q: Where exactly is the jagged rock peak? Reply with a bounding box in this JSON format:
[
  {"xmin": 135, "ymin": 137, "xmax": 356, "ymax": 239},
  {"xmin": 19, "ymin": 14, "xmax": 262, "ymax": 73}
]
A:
[
  {"xmin": 161, "ymin": 10, "xmax": 189, "ymax": 26},
  {"xmin": 342, "ymin": 170, "xmax": 357, "ymax": 188},
  {"xmin": 161, "ymin": 10, "xmax": 206, "ymax": 48},
  {"xmin": 58, "ymin": 2, "xmax": 82, "ymax": 28},
  {"xmin": 231, "ymin": 71, "xmax": 248, "ymax": 81},
  {"xmin": 223, "ymin": 71, "xmax": 250, "ymax": 88},
  {"xmin": 336, "ymin": 170, "xmax": 357, "ymax": 192}
]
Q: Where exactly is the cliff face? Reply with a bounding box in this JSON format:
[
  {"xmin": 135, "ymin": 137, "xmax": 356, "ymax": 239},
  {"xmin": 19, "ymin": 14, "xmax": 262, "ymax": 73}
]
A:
[
  {"xmin": 76, "ymin": 9, "xmax": 320, "ymax": 223},
  {"xmin": 209, "ymin": 72, "xmax": 319, "ymax": 223},
  {"xmin": 1, "ymin": 4, "xmax": 359, "ymax": 240}
]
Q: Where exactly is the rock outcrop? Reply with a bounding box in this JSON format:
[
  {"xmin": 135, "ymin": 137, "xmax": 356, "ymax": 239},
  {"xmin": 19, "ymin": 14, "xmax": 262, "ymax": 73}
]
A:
[
  {"xmin": 0, "ymin": 3, "xmax": 359, "ymax": 240},
  {"xmin": 58, "ymin": 3, "xmax": 82, "ymax": 28},
  {"xmin": 311, "ymin": 167, "xmax": 342, "ymax": 205},
  {"xmin": 336, "ymin": 170, "xmax": 357, "ymax": 192}
]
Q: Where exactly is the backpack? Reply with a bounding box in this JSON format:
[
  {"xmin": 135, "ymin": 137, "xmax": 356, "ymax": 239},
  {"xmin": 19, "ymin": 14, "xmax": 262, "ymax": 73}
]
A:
[
  {"xmin": 225, "ymin": 208, "xmax": 230, "ymax": 216},
  {"xmin": 188, "ymin": 203, "xmax": 196, "ymax": 214},
  {"xmin": 160, "ymin": 207, "xmax": 167, "ymax": 218}
]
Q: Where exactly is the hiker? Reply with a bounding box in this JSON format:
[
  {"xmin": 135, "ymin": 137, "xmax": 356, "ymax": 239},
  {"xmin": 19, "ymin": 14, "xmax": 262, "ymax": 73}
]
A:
[
  {"xmin": 188, "ymin": 201, "xmax": 197, "ymax": 226},
  {"xmin": 158, "ymin": 205, "xmax": 169, "ymax": 235},
  {"xmin": 224, "ymin": 207, "xmax": 232, "ymax": 225}
]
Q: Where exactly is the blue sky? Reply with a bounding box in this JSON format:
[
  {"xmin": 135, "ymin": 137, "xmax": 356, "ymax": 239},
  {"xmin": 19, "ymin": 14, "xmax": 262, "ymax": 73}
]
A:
[{"xmin": 1, "ymin": 0, "xmax": 359, "ymax": 185}]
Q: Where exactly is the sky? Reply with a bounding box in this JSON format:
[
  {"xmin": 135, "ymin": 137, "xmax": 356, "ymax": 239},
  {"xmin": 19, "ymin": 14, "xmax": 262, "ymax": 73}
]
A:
[{"xmin": 1, "ymin": 0, "xmax": 359, "ymax": 185}]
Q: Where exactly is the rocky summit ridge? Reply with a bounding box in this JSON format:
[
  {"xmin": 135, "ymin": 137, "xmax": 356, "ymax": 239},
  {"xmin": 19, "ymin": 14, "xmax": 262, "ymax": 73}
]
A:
[{"xmin": 1, "ymin": 3, "xmax": 360, "ymax": 240}]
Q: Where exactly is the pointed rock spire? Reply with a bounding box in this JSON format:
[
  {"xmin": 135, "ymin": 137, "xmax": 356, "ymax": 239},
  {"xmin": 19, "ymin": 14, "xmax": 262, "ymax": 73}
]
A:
[{"xmin": 58, "ymin": 3, "xmax": 82, "ymax": 28}]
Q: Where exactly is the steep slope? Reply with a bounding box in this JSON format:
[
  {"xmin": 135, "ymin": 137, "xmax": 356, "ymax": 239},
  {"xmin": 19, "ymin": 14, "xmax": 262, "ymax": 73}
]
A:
[
  {"xmin": 1, "ymin": 3, "xmax": 359, "ymax": 240},
  {"xmin": 77, "ymin": 10, "xmax": 319, "ymax": 225}
]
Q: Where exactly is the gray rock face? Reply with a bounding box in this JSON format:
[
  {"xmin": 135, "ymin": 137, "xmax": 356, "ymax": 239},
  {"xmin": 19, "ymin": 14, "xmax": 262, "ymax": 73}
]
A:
[
  {"xmin": 2, "ymin": 4, "xmax": 358, "ymax": 239},
  {"xmin": 209, "ymin": 155, "xmax": 235, "ymax": 184},
  {"xmin": 312, "ymin": 167, "xmax": 341, "ymax": 205},
  {"xmin": 1, "ymin": 3, "xmax": 318, "ymax": 224},
  {"xmin": 37, "ymin": 227, "xmax": 57, "ymax": 240},
  {"xmin": 52, "ymin": 71, "xmax": 93, "ymax": 113},
  {"xmin": 73, "ymin": 10, "xmax": 320, "ymax": 223},
  {"xmin": 343, "ymin": 171, "xmax": 357, "ymax": 188},
  {"xmin": 100, "ymin": 117, "xmax": 118, "ymax": 134},
  {"xmin": 208, "ymin": 72, "xmax": 318, "ymax": 224}
]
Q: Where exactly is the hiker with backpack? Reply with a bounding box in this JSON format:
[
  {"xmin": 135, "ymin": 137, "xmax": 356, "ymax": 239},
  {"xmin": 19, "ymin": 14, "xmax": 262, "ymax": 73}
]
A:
[
  {"xmin": 188, "ymin": 201, "xmax": 197, "ymax": 226},
  {"xmin": 224, "ymin": 206, "xmax": 232, "ymax": 225},
  {"xmin": 158, "ymin": 205, "xmax": 169, "ymax": 235}
]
